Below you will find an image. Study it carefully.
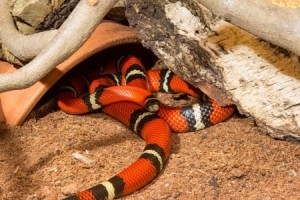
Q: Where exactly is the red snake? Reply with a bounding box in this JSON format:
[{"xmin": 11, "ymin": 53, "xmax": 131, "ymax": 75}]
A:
[{"xmin": 57, "ymin": 55, "xmax": 234, "ymax": 200}]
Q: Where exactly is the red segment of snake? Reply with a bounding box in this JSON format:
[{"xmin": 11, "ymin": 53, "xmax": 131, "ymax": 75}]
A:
[{"xmin": 58, "ymin": 55, "xmax": 234, "ymax": 200}]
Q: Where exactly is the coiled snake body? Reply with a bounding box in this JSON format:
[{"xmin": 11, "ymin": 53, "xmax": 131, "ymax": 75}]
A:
[{"xmin": 57, "ymin": 55, "xmax": 234, "ymax": 200}]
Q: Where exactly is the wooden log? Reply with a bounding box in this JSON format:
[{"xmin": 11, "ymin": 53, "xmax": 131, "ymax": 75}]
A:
[
  {"xmin": 196, "ymin": 0, "xmax": 300, "ymax": 56},
  {"xmin": 126, "ymin": 0, "xmax": 300, "ymax": 140}
]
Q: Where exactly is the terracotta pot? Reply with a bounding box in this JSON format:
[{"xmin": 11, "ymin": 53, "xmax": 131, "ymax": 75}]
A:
[{"xmin": 0, "ymin": 20, "xmax": 140, "ymax": 126}]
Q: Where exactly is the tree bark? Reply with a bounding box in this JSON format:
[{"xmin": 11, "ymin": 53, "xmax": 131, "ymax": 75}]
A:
[
  {"xmin": 196, "ymin": 0, "xmax": 300, "ymax": 56},
  {"xmin": 126, "ymin": 0, "xmax": 300, "ymax": 140}
]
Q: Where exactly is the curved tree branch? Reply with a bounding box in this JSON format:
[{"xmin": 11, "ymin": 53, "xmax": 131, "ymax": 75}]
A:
[
  {"xmin": 0, "ymin": 0, "xmax": 58, "ymax": 61},
  {"xmin": 196, "ymin": 0, "xmax": 300, "ymax": 55},
  {"xmin": 0, "ymin": 0, "xmax": 118, "ymax": 92}
]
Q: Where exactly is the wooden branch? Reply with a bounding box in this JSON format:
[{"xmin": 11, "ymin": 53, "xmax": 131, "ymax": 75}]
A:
[
  {"xmin": 0, "ymin": 0, "xmax": 118, "ymax": 92},
  {"xmin": 126, "ymin": 0, "xmax": 300, "ymax": 140},
  {"xmin": 195, "ymin": 0, "xmax": 300, "ymax": 56},
  {"xmin": 0, "ymin": 0, "xmax": 58, "ymax": 61}
]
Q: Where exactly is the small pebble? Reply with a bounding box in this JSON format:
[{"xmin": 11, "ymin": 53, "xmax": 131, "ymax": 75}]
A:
[
  {"xmin": 260, "ymin": 170, "xmax": 266, "ymax": 176},
  {"xmin": 231, "ymin": 168, "xmax": 245, "ymax": 178},
  {"xmin": 290, "ymin": 169, "xmax": 297, "ymax": 177},
  {"xmin": 61, "ymin": 183, "xmax": 78, "ymax": 195}
]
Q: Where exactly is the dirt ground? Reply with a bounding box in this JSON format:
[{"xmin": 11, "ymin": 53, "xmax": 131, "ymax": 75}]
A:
[
  {"xmin": 0, "ymin": 49, "xmax": 300, "ymax": 199},
  {"xmin": 0, "ymin": 96, "xmax": 299, "ymax": 200}
]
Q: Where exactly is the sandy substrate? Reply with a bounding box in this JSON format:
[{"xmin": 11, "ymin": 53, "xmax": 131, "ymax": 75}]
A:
[
  {"xmin": 0, "ymin": 48, "xmax": 299, "ymax": 199},
  {"xmin": 0, "ymin": 97, "xmax": 299, "ymax": 199}
]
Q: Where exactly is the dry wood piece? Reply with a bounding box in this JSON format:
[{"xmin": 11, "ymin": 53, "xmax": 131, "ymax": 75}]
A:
[
  {"xmin": 196, "ymin": 0, "xmax": 300, "ymax": 56},
  {"xmin": 37, "ymin": 0, "xmax": 80, "ymax": 31},
  {"xmin": 268, "ymin": 0, "xmax": 300, "ymax": 8},
  {"xmin": 0, "ymin": 0, "xmax": 118, "ymax": 92},
  {"xmin": 72, "ymin": 152, "xmax": 96, "ymax": 167},
  {"xmin": 126, "ymin": 0, "xmax": 300, "ymax": 140},
  {"xmin": 0, "ymin": 0, "xmax": 58, "ymax": 61}
]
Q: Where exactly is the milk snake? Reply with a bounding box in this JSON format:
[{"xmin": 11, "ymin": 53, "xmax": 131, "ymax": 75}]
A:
[{"xmin": 57, "ymin": 55, "xmax": 234, "ymax": 200}]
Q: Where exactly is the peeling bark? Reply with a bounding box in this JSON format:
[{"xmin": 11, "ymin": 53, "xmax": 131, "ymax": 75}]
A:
[{"xmin": 126, "ymin": 0, "xmax": 300, "ymax": 140}]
